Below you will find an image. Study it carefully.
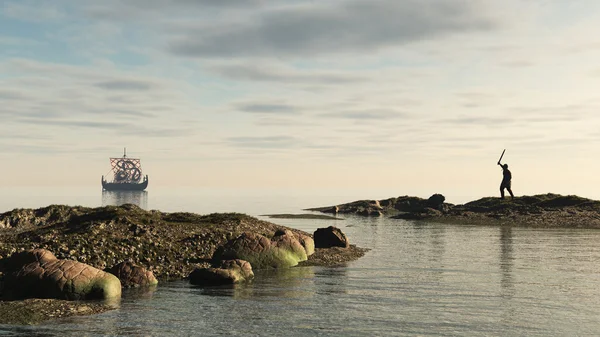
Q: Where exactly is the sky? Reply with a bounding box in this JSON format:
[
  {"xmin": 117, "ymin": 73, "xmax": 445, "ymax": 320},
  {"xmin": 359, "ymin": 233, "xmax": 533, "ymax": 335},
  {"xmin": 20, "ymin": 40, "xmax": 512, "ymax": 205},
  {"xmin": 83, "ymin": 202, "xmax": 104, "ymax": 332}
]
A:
[{"xmin": 2, "ymin": 0, "xmax": 600, "ymax": 202}]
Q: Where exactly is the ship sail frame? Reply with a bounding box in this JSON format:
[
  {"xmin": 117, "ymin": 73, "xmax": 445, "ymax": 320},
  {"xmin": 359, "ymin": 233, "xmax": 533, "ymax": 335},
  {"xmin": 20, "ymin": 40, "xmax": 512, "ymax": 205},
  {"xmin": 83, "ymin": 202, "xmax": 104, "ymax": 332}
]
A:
[{"xmin": 101, "ymin": 148, "xmax": 148, "ymax": 191}]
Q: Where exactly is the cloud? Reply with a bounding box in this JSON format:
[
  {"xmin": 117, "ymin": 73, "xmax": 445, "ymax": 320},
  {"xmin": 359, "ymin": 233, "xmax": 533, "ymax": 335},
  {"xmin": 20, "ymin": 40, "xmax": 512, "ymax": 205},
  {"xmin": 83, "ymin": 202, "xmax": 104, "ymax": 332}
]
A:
[
  {"xmin": 319, "ymin": 109, "xmax": 408, "ymax": 120},
  {"xmin": 18, "ymin": 118, "xmax": 131, "ymax": 130},
  {"xmin": 0, "ymin": 89, "xmax": 27, "ymax": 100},
  {"xmin": 510, "ymin": 104, "xmax": 593, "ymax": 123},
  {"xmin": 211, "ymin": 63, "xmax": 366, "ymax": 84},
  {"xmin": 437, "ymin": 115, "xmax": 515, "ymax": 126},
  {"xmin": 84, "ymin": 0, "xmax": 263, "ymax": 20},
  {"xmin": 1, "ymin": 1, "xmax": 65, "ymax": 22},
  {"xmin": 226, "ymin": 136, "xmax": 301, "ymax": 149},
  {"xmin": 95, "ymin": 79, "xmax": 155, "ymax": 91},
  {"xmin": 237, "ymin": 102, "xmax": 300, "ymax": 115},
  {"xmin": 168, "ymin": 0, "xmax": 496, "ymax": 58}
]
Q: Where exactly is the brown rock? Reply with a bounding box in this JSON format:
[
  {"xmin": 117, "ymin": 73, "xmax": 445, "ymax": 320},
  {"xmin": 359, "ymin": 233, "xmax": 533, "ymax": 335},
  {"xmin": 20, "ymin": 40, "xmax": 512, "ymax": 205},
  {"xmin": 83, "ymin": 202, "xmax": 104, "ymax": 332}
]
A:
[
  {"xmin": 314, "ymin": 226, "xmax": 349, "ymax": 248},
  {"xmin": 108, "ymin": 261, "xmax": 158, "ymax": 288},
  {"xmin": 189, "ymin": 259, "xmax": 253, "ymax": 285},
  {"xmin": 3, "ymin": 249, "xmax": 121, "ymax": 300}
]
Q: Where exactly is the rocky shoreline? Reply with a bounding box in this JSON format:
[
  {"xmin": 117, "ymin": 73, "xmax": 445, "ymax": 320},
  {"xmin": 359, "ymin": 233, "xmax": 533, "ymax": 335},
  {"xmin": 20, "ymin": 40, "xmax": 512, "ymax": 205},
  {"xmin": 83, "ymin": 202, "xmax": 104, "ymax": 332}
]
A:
[
  {"xmin": 307, "ymin": 193, "xmax": 600, "ymax": 228},
  {"xmin": 0, "ymin": 204, "xmax": 367, "ymax": 325}
]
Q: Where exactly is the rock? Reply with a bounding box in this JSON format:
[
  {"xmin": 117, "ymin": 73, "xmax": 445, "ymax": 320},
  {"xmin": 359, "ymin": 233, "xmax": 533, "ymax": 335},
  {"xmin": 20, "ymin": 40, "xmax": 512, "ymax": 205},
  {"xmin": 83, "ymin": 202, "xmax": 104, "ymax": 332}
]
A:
[
  {"xmin": 1, "ymin": 248, "xmax": 58, "ymax": 272},
  {"xmin": 357, "ymin": 209, "xmax": 383, "ymax": 217},
  {"xmin": 392, "ymin": 207, "xmax": 442, "ymax": 220},
  {"xmin": 108, "ymin": 261, "xmax": 158, "ymax": 288},
  {"xmin": 294, "ymin": 232, "xmax": 315, "ymax": 256},
  {"xmin": 273, "ymin": 229, "xmax": 314, "ymax": 256},
  {"xmin": 314, "ymin": 226, "xmax": 349, "ymax": 248},
  {"xmin": 3, "ymin": 249, "xmax": 121, "ymax": 300},
  {"xmin": 427, "ymin": 194, "xmax": 446, "ymax": 209},
  {"xmin": 189, "ymin": 259, "xmax": 253, "ymax": 285},
  {"xmin": 212, "ymin": 231, "xmax": 308, "ymax": 269},
  {"xmin": 0, "ymin": 206, "xmax": 368, "ymax": 281}
]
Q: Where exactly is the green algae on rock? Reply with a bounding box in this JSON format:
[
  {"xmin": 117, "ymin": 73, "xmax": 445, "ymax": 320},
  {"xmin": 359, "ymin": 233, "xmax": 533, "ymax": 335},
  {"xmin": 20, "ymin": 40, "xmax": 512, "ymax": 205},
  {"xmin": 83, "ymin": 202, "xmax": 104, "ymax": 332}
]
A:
[
  {"xmin": 212, "ymin": 230, "xmax": 309, "ymax": 269},
  {"xmin": 2, "ymin": 249, "xmax": 122, "ymax": 301},
  {"xmin": 0, "ymin": 204, "xmax": 366, "ymax": 282}
]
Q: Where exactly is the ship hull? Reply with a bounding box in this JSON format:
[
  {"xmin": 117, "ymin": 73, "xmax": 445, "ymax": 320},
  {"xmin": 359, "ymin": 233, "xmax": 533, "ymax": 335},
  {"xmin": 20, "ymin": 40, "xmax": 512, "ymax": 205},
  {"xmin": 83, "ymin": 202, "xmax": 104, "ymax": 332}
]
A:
[{"xmin": 102, "ymin": 179, "xmax": 148, "ymax": 191}]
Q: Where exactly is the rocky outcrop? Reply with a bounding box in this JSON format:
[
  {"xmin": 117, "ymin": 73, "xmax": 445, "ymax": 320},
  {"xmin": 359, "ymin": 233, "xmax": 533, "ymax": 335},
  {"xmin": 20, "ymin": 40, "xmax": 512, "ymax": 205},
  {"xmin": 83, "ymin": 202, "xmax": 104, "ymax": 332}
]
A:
[
  {"xmin": 189, "ymin": 259, "xmax": 253, "ymax": 285},
  {"xmin": 2, "ymin": 249, "xmax": 121, "ymax": 300},
  {"xmin": 108, "ymin": 261, "xmax": 158, "ymax": 288},
  {"xmin": 310, "ymin": 193, "xmax": 600, "ymax": 228},
  {"xmin": 0, "ymin": 205, "xmax": 84, "ymax": 230},
  {"xmin": 212, "ymin": 231, "xmax": 308, "ymax": 269},
  {"xmin": 0, "ymin": 205, "xmax": 367, "ymax": 282},
  {"xmin": 314, "ymin": 226, "xmax": 349, "ymax": 248},
  {"xmin": 306, "ymin": 194, "xmax": 452, "ymax": 217}
]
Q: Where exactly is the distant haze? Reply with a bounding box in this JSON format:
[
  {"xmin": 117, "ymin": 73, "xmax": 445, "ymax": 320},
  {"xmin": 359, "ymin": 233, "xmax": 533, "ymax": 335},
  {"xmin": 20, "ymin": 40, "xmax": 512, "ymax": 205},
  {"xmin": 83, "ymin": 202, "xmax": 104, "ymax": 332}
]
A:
[{"xmin": 2, "ymin": 1, "xmax": 600, "ymax": 203}]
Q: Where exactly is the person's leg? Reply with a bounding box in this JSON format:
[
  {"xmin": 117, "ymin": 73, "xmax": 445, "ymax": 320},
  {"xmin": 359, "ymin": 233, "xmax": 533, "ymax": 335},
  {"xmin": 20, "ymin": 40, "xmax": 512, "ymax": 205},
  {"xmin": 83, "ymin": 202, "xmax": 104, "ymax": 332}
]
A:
[
  {"xmin": 508, "ymin": 188, "xmax": 514, "ymax": 199},
  {"xmin": 500, "ymin": 186, "xmax": 505, "ymax": 199}
]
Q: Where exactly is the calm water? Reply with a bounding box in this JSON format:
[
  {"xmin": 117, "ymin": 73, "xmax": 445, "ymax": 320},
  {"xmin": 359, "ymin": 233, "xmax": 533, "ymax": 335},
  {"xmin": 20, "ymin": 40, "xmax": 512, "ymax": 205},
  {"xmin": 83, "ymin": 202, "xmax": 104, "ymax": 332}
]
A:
[{"xmin": 2, "ymin": 188, "xmax": 600, "ymax": 336}]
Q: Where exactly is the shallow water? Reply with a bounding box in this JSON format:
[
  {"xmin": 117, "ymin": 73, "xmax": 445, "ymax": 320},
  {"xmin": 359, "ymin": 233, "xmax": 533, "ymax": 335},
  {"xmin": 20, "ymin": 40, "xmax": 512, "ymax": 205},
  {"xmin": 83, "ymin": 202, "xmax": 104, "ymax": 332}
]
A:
[{"xmin": 2, "ymin": 189, "xmax": 600, "ymax": 336}]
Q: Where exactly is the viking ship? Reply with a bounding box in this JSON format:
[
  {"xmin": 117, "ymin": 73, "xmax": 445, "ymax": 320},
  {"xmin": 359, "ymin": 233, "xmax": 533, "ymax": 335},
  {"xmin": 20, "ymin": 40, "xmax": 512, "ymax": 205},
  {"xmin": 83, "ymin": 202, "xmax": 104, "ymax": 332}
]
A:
[{"xmin": 101, "ymin": 148, "xmax": 148, "ymax": 191}]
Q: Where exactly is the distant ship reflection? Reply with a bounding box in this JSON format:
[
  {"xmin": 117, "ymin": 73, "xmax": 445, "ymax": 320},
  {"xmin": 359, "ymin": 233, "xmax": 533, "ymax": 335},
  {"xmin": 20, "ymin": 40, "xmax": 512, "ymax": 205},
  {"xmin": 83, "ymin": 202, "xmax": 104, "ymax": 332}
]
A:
[{"xmin": 102, "ymin": 190, "xmax": 148, "ymax": 210}]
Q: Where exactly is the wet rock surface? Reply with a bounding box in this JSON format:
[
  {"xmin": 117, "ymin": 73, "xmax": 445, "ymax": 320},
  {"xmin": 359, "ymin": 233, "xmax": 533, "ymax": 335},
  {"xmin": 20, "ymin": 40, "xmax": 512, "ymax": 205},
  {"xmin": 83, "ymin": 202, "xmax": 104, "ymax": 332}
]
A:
[
  {"xmin": 0, "ymin": 298, "xmax": 115, "ymax": 325},
  {"xmin": 108, "ymin": 261, "xmax": 158, "ymax": 288},
  {"xmin": 212, "ymin": 230, "xmax": 309, "ymax": 269},
  {"xmin": 2, "ymin": 249, "xmax": 121, "ymax": 301},
  {"xmin": 431, "ymin": 194, "xmax": 600, "ymax": 228},
  {"xmin": 0, "ymin": 204, "xmax": 368, "ymax": 324},
  {"xmin": 0, "ymin": 204, "xmax": 365, "ymax": 280},
  {"xmin": 189, "ymin": 259, "xmax": 254, "ymax": 285},
  {"xmin": 306, "ymin": 194, "xmax": 453, "ymax": 217},
  {"xmin": 309, "ymin": 193, "xmax": 600, "ymax": 228},
  {"xmin": 261, "ymin": 214, "xmax": 343, "ymax": 220}
]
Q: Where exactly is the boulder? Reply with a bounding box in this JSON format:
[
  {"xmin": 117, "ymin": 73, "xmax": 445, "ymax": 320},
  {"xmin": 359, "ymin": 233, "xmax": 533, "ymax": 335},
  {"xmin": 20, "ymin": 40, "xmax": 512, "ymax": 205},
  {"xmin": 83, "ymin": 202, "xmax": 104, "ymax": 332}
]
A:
[
  {"xmin": 189, "ymin": 259, "xmax": 253, "ymax": 285},
  {"xmin": 427, "ymin": 194, "xmax": 446, "ymax": 210},
  {"xmin": 1, "ymin": 248, "xmax": 58, "ymax": 272},
  {"xmin": 294, "ymin": 232, "xmax": 315, "ymax": 256},
  {"xmin": 213, "ymin": 231, "xmax": 308, "ymax": 269},
  {"xmin": 108, "ymin": 261, "xmax": 158, "ymax": 288},
  {"xmin": 2, "ymin": 249, "xmax": 121, "ymax": 300},
  {"xmin": 314, "ymin": 226, "xmax": 349, "ymax": 248}
]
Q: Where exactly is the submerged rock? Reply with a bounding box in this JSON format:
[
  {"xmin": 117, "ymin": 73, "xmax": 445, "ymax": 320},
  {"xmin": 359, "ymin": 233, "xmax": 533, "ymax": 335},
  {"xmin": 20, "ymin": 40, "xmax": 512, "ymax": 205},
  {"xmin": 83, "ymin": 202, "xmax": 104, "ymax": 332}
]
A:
[
  {"xmin": 189, "ymin": 259, "xmax": 253, "ymax": 285},
  {"xmin": 0, "ymin": 298, "xmax": 116, "ymax": 325}
]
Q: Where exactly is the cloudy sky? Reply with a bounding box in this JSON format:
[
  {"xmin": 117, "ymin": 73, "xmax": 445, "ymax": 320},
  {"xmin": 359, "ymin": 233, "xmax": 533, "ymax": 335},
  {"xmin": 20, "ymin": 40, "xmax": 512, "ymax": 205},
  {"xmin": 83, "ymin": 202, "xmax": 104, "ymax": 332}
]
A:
[{"xmin": 2, "ymin": 0, "xmax": 600, "ymax": 201}]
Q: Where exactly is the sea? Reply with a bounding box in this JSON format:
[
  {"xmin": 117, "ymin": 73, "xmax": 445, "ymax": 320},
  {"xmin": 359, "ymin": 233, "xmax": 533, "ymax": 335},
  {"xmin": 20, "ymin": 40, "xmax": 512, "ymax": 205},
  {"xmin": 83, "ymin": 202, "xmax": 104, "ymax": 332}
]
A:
[{"xmin": 1, "ymin": 187, "xmax": 600, "ymax": 336}]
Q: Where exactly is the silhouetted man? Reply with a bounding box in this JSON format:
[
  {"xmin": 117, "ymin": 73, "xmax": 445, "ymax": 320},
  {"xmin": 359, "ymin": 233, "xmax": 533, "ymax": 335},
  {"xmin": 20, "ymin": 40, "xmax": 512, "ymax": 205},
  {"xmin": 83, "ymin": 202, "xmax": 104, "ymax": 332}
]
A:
[{"xmin": 498, "ymin": 161, "xmax": 514, "ymax": 200}]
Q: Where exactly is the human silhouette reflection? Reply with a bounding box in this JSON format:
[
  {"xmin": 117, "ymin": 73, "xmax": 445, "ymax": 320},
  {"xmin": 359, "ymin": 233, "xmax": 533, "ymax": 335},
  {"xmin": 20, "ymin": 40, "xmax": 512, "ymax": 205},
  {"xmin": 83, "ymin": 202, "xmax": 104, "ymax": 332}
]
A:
[
  {"xmin": 102, "ymin": 190, "xmax": 148, "ymax": 210},
  {"xmin": 499, "ymin": 226, "xmax": 514, "ymax": 297}
]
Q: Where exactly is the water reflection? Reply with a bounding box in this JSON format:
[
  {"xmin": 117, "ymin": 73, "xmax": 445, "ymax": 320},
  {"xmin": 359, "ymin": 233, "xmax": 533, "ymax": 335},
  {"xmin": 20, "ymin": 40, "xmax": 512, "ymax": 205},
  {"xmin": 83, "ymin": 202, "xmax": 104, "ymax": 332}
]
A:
[
  {"xmin": 122, "ymin": 285, "xmax": 158, "ymax": 300},
  {"xmin": 195, "ymin": 267, "xmax": 317, "ymax": 299},
  {"xmin": 499, "ymin": 226, "xmax": 514, "ymax": 295},
  {"xmin": 101, "ymin": 190, "xmax": 148, "ymax": 209}
]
